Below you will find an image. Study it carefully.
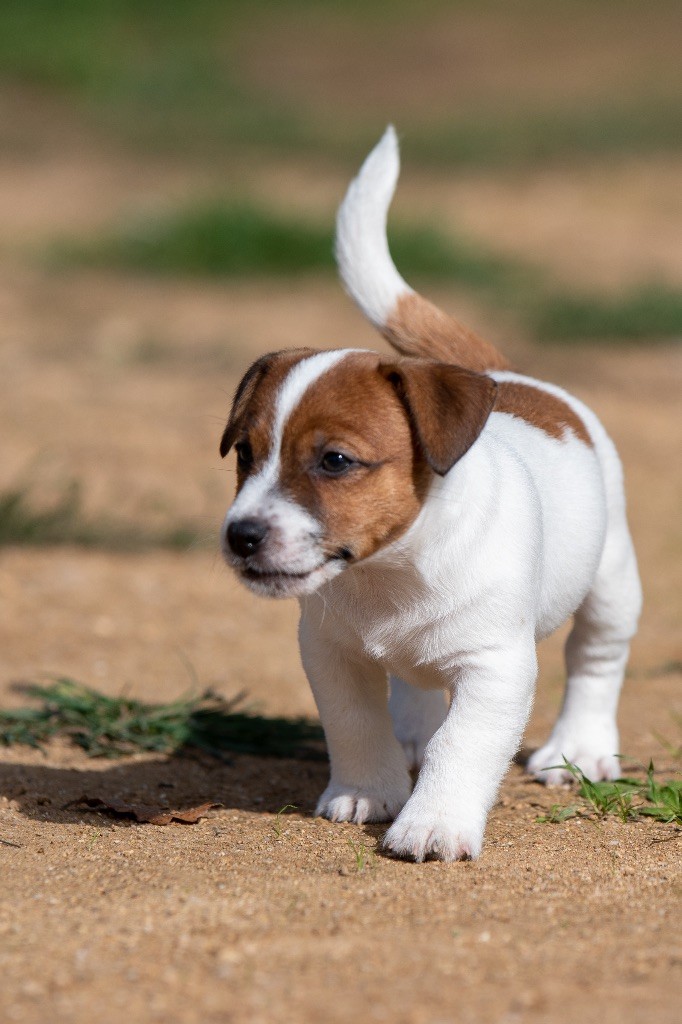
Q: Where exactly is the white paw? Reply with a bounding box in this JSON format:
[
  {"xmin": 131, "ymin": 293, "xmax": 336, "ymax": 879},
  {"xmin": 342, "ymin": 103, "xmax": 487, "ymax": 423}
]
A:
[
  {"xmin": 315, "ymin": 781, "xmax": 410, "ymax": 824},
  {"xmin": 383, "ymin": 801, "xmax": 484, "ymax": 862},
  {"xmin": 527, "ymin": 723, "xmax": 620, "ymax": 786}
]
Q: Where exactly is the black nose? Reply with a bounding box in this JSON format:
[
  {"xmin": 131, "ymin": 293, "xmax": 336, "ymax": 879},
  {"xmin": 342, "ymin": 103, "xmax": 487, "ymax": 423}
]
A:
[{"xmin": 226, "ymin": 519, "xmax": 268, "ymax": 558}]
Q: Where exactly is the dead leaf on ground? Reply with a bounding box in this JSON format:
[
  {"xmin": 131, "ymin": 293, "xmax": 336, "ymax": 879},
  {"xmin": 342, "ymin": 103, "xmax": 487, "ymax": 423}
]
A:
[{"xmin": 65, "ymin": 796, "xmax": 221, "ymax": 825}]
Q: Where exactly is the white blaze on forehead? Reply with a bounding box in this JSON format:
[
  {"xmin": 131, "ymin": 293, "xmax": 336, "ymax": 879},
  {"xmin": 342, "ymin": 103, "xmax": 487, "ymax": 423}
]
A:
[
  {"xmin": 228, "ymin": 349, "xmax": 355, "ymax": 520},
  {"xmin": 271, "ymin": 348, "xmax": 354, "ymax": 454}
]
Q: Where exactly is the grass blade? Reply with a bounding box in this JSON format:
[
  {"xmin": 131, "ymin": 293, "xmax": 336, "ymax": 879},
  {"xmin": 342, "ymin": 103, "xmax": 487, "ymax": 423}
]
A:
[{"xmin": 0, "ymin": 680, "xmax": 326, "ymax": 761}]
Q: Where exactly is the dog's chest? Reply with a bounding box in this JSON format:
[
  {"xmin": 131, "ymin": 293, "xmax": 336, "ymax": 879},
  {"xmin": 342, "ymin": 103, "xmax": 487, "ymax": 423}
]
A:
[{"xmin": 317, "ymin": 571, "xmax": 461, "ymax": 688}]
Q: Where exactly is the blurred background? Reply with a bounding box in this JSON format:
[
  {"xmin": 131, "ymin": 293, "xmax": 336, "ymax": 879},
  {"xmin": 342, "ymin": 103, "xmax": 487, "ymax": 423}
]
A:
[
  {"xmin": 0, "ymin": 8, "xmax": 681, "ymax": 1022},
  {"xmin": 0, "ymin": 0, "xmax": 680, "ymax": 713}
]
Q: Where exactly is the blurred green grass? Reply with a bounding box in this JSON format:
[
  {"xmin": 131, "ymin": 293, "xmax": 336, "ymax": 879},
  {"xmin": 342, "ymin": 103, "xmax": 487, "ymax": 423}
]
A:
[
  {"xmin": 53, "ymin": 200, "xmax": 682, "ymax": 341},
  {"xmin": 53, "ymin": 201, "xmax": 523, "ymax": 289},
  {"xmin": 535, "ymin": 287, "xmax": 682, "ymax": 343},
  {"xmin": 405, "ymin": 99, "xmax": 682, "ymax": 169},
  {"xmin": 0, "ymin": 482, "xmax": 204, "ymax": 551},
  {"xmin": 4, "ymin": 1, "xmax": 681, "ymax": 341},
  {"xmin": 1, "ymin": 0, "xmax": 680, "ymax": 167}
]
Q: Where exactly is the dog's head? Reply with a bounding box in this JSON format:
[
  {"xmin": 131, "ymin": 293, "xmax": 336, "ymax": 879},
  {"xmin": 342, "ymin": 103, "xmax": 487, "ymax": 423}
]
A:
[{"xmin": 219, "ymin": 348, "xmax": 496, "ymax": 598}]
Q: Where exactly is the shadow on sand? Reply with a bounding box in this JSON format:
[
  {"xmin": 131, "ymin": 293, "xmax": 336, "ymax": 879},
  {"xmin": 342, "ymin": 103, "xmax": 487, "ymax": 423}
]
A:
[{"xmin": 0, "ymin": 748, "xmax": 329, "ymax": 827}]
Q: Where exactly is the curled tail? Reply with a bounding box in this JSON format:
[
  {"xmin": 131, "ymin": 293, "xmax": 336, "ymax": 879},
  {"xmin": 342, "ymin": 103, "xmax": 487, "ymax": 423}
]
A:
[{"xmin": 335, "ymin": 126, "xmax": 508, "ymax": 373}]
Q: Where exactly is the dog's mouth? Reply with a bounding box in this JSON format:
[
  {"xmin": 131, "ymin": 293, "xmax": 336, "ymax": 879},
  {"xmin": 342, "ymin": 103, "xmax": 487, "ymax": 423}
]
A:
[
  {"xmin": 242, "ymin": 565, "xmax": 320, "ymax": 582},
  {"xmin": 235, "ymin": 548, "xmax": 353, "ymax": 598},
  {"xmin": 242, "ymin": 548, "xmax": 352, "ymax": 581}
]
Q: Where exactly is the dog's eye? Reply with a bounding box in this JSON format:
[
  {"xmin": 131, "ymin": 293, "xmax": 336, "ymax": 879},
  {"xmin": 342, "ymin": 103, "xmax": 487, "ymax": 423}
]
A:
[
  {"xmin": 320, "ymin": 451, "xmax": 353, "ymax": 475},
  {"xmin": 235, "ymin": 441, "xmax": 254, "ymax": 471}
]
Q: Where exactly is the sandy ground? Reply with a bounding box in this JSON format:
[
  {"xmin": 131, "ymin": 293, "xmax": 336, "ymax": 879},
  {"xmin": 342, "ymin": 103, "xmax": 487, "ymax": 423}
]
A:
[{"xmin": 1, "ymin": 102, "xmax": 681, "ymax": 1022}]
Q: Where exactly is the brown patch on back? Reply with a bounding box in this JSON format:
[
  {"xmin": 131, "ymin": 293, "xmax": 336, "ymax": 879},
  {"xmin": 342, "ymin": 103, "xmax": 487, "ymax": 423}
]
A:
[
  {"xmin": 383, "ymin": 292, "xmax": 509, "ymax": 373},
  {"xmin": 495, "ymin": 381, "xmax": 593, "ymax": 446}
]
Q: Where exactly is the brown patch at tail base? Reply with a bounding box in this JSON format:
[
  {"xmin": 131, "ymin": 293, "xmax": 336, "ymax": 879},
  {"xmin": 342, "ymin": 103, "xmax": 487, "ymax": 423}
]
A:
[
  {"xmin": 383, "ymin": 292, "xmax": 509, "ymax": 373},
  {"xmin": 495, "ymin": 381, "xmax": 593, "ymax": 446}
]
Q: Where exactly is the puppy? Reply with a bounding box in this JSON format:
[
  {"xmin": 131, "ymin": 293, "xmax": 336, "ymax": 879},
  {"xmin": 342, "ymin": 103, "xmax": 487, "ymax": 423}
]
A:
[{"xmin": 219, "ymin": 127, "xmax": 641, "ymax": 861}]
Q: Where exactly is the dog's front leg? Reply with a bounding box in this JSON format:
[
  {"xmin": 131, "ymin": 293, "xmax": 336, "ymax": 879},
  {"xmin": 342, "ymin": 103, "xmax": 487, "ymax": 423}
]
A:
[
  {"xmin": 299, "ymin": 618, "xmax": 413, "ymax": 825},
  {"xmin": 384, "ymin": 638, "xmax": 537, "ymax": 861}
]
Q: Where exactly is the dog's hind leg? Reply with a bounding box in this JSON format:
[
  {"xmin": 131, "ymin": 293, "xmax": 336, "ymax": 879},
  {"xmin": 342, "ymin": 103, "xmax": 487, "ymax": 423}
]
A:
[
  {"xmin": 528, "ymin": 520, "xmax": 642, "ymax": 785},
  {"xmin": 389, "ymin": 676, "xmax": 448, "ymax": 770}
]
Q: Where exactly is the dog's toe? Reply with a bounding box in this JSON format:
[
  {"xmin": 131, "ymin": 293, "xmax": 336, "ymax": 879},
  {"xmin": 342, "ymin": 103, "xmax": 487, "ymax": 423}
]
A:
[
  {"xmin": 527, "ymin": 728, "xmax": 620, "ymax": 786},
  {"xmin": 316, "ymin": 782, "xmax": 409, "ymax": 825},
  {"xmin": 383, "ymin": 802, "xmax": 483, "ymax": 862}
]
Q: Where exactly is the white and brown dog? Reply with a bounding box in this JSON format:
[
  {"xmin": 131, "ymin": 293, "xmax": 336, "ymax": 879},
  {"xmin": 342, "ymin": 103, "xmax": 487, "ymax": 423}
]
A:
[{"xmin": 219, "ymin": 127, "xmax": 642, "ymax": 861}]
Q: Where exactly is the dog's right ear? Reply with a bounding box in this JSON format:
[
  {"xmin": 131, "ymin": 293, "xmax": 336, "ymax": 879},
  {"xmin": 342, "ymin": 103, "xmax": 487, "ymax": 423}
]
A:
[
  {"xmin": 380, "ymin": 358, "xmax": 497, "ymax": 475},
  {"xmin": 219, "ymin": 352, "xmax": 278, "ymax": 458}
]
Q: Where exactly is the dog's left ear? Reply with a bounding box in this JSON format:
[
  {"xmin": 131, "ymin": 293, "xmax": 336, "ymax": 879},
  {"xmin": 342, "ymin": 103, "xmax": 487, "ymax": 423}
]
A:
[
  {"xmin": 219, "ymin": 352, "xmax": 277, "ymax": 458},
  {"xmin": 220, "ymin": 347, "xmax": 320, "ymax": 458},
  {"xmin": 380, "ymin": 359, "xmax": 498, "ymax": 475}
]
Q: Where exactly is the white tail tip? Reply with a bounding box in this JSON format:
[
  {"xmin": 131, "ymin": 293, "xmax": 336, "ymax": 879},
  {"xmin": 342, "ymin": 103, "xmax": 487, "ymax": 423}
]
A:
[{"xmin": 334, "ymin": 126, "xmax": 412, "ymax": 330}]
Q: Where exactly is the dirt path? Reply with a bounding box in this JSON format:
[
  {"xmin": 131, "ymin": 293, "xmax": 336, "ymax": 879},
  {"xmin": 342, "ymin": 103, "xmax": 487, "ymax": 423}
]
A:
[{"xmin": 2, "ymin": 285, "xmax": 681, "ymax": 1022}]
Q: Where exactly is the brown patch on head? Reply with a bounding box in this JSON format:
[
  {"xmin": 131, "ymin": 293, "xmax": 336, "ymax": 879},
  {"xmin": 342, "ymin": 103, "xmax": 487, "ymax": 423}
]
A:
[
  {"xmin": 383, "ymin": 292, "xmax": 509, "ymax": 373},
  {"xmin": 219, "ymin": 348, "xmax": 315, "ymax": 459},
  {"xmin": 495, "ymin": 381, "xmax": 593, "ymax": 446},
  {"xmin": 277, "ymin": 352, "xmax": 429, "ymax": 561},
  {"xmin": 275, "ymin": 352, "xmax": 496, "ymax": 562}
]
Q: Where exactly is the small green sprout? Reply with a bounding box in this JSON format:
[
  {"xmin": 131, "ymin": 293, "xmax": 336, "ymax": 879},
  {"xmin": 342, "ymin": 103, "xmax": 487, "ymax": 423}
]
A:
[
  {"xmin": 272, "ymin": 805, "xmax": 298, "ymax": 839},
  {"xmin": 347, "ymin": 838, "xmax": 376, "ymax": 874},
  {"xmin": 536, "ymin": 804, "xmax": 580, "ymax": 824}
]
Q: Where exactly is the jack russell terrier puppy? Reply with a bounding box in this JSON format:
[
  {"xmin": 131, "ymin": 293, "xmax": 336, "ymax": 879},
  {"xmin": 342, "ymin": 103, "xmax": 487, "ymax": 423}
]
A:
[{"xmin": 219, "ymin": 127, "xmax": 642, "ymax": 861}]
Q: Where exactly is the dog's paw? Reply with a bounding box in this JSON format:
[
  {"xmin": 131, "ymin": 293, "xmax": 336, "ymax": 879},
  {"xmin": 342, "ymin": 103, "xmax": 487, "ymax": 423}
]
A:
[
  {"xmin": 383, "ymin": 802, "xmax": 484, "ymax": 862},
  {"xmin": 315, "ymin": 781, "xmax": 410, "ymax": 825},
  {"xmin": 527, "ymin": 724, "xmax": 620, "ymax": 786}
]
